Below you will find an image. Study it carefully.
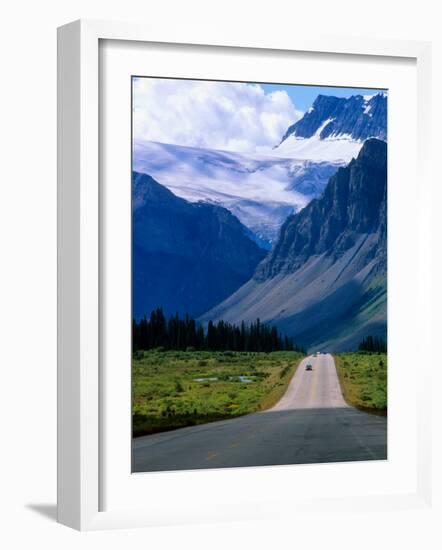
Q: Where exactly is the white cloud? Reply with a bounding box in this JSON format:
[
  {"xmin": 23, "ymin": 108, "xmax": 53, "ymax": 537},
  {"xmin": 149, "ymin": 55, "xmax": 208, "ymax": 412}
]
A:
[{"xmin": 133, "ymin": 78, "xmax": 302, "ymax": 153}]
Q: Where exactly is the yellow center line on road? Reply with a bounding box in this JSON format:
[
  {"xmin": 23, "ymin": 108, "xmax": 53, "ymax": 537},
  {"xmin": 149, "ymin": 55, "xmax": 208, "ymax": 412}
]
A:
[{"xmin": 308, "ymin": 358, "xmax": 320, "ymax": 406}]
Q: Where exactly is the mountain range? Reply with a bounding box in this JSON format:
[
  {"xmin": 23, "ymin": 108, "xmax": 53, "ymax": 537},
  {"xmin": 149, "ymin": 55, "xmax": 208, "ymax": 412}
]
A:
[
  {"xmin": 200, "ymin": 139, "xmax": 387, "ymax": 351},
  {"xmin": 133, "ymin": 93, "xmax": 386, "ymax": 247},
  {"xmin": 133, "ymin": 92, "xmax": 388, "ymax": 350}
]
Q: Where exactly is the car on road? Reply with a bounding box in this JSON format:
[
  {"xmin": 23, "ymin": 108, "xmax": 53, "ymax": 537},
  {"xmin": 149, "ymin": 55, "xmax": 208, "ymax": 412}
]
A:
[{"xmin": 306, "ymin": 364, "xmax": 313, "ymax": 371}]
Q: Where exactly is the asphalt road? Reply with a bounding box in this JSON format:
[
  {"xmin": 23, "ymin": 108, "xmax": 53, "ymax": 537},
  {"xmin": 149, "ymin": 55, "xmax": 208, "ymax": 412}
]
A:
[
  {"xmin": 132, "ymin": 354, "xmax": 387, "ymax": 472},
  {"xmin": 270, "ymin": 353, "xmax": 348, "ymax": 410}
]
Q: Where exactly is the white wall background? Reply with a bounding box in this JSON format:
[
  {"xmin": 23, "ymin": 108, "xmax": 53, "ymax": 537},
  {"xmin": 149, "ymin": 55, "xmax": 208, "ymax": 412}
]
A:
[{"xmin": 0, "ymin": 0, "xmax": 441, "ymax": 547}]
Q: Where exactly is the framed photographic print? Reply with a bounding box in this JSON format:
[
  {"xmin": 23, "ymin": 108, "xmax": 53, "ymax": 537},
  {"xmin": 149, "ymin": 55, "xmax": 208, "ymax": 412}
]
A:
[
  {"xmin": 130, "ymin": 76, "xmax": 388, "ymax": 473},
  {"xmin": 57, "ymin": 20, "xmax": 432, "ymax": 530}
]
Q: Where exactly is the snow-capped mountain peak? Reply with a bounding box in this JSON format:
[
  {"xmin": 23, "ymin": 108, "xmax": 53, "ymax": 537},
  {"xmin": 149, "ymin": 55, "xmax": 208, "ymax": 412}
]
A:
[
  {"xmin": 281, "ymin": 92, "xmax": 387, "ymax": 142},
  {"xmin": 273, "ymin": 92, "xmax": 387, "ymax": 162}
]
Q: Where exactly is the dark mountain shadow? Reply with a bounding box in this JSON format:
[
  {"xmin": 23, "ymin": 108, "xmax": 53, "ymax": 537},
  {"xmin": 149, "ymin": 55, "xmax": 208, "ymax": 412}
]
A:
[
  {"xmin": 132, "ymin": 172, "xmax": 266, "ymax": 319},
  {"xmin": 278, "ymin": 280, "xmax": 387, "ymax": 351}
]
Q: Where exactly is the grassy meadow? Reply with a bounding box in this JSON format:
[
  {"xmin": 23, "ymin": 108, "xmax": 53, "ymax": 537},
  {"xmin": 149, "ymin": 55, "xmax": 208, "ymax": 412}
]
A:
[
  {"xmin": 334, "ymin": 352, "xmax": 387, "ymax": 414},
  {"xmin": 132, "ymin": 350, "xmax": 304, "ymax": 436}
]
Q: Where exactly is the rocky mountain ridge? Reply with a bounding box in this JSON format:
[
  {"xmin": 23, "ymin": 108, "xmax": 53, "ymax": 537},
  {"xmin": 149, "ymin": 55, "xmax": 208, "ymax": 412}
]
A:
[
  {"xmin": 279, "ymin": 93, "xmax": 387, "ymax": 144},
  {"xmin": 200, "ymin": 139, "xmax": 387, "ymax": 351}
]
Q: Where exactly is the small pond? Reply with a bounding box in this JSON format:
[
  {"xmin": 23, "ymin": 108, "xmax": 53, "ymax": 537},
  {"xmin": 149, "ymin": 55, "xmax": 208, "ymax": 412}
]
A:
[{"xmin": 193, "ymin": 375, "xmax": 254, "ymax": 383}]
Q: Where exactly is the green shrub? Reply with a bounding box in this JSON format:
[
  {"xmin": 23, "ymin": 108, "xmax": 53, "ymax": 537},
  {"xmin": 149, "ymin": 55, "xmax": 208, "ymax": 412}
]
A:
[{"xmin": 132, "ymin": 350, "xmax": 304, "ymax": 435}]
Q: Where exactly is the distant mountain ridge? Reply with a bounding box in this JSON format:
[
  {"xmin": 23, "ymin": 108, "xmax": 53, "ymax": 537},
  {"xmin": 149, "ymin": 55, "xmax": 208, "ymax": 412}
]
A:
[
  {"xmin": 280, "ymin": 93, "xmax": 387, "ymax": 143},
  {"xmin": 200, "ymin": 139, "xmax": 387, "ymax": 351},
  {"xmin": 273, "ymin": 93, "xmax": 387, "ymax": 162},
  {"xmin": 132, "ymin": 171, "xmax": 266, "ymax": 319}
]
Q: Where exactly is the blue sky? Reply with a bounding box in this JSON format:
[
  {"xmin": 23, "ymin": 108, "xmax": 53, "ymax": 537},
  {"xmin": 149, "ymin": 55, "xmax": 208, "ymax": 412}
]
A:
[{"xmin": 260, "ymin": 83, "xmax": 387, "ymax": 112}]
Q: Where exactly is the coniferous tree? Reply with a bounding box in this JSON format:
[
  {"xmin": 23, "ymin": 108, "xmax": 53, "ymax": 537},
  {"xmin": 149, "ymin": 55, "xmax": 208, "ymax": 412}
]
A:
[
  {"xmin": 132, "ymin": 308, "xmax": 303, "ymax": 353},
  {"xmin": 358, "ymin": 335, "xmax": 387, "ymax": 353}
]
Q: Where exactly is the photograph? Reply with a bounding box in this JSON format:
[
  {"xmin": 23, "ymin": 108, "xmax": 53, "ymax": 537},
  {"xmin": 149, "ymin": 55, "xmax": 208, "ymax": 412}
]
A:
[
  {"xmin": 3, "ymin": 0, "xmax": 434, "ymax": 541},
  {"xmin": 131, "ymin": 77, "xmax": 388, "ymax": 472}
]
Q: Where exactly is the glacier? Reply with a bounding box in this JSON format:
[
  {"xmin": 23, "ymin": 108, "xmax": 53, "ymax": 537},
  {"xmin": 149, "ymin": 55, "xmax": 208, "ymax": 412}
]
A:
[
  {"xmin": 133, "ymin": 139, "xmax": 344, "ymax": 246},
  {"xmin": 271, "ymin": 133, "xmax": 363, "ymax": 162}
]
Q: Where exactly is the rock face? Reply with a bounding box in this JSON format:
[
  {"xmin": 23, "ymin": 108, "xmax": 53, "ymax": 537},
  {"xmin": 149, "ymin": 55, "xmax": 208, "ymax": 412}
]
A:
[
  {"xmin": 280, "ymin": 93, "xmax": 387, "ymax": 144},
  {"xmin": 258, "ymin": 138, "xmax": 387, "ymax": 279},
  {"xmin": 200, "ymin": 139, "xmax": 387, "ymax": 351},
  {"xmin": 132, "ymin": 171, "xmax": 266, "ymax": 319}
]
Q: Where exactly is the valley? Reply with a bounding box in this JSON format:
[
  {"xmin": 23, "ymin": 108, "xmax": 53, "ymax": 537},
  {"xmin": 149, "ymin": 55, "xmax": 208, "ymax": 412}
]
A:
[
  {"xmin": 133, "ymin": 91, "xmax": 388, "ymax": 352},
  {"xmin": 131, "ymin": 84, "xmax": 389, "ymax": 471}
]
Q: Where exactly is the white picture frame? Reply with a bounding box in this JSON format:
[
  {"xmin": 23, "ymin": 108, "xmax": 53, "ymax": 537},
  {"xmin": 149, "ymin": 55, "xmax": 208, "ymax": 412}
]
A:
[{"xmin": 57, "ymin": 19, "xmax": 433, "ymax": 531}]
